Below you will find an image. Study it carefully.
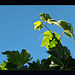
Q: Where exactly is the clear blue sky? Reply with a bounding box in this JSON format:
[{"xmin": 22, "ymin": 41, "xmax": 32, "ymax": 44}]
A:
[{"xmin": 0, "ymin": 5, "xmax": 75, "ymax": 64}]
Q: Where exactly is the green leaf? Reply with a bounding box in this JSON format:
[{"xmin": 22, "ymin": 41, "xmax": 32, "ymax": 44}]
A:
[
  {"xmin": 64, "ymin": 32, "xmax": 71, "ymax": 38},
  {"xmin": 5, "ymin": 61, "xmax": 29, "ymax": 70},
  {"xmin": 0, "ymin": 61, "xmax": 8, "ymax": 70},
  {"xmin": 43, "ymin": 31, "xmax": 53, "ymax": 39},
  {"xmin": 41, "ymin": 31, "xmax": 52, "ymax": 47},
  {"xmin": 40, "ymin": 13, "xmax": 56, "ymax": 25},
  {"xmin": 41, "ymin": 31, "xmax": 60, "ymax": 50},
  {"xmin": 17, "ymin": 65, "xmax": 29, "ymax": 70},
  {"xmin": 41, "ymin": 58, "xmax": 51, "ymax": 69},
  {"xmin": 41, "ymin": 31, "xmax": 55, "ymax": 50},
  {"xmin": 48, "ymin": 38, "xmax": 58, "ymax": 48},
  {"xmin": 45, "ymin": 14, "xmax": 52, "ymax": 20},
  {"xmin": 66, "ymin": 58, "xmax": 75, "ymax": 70},
  {"xmin": 53, "ymin": 31, "xmax": 61, "ymax": 39},
  {"xmin": 2, "ymin": 49, "xmax": 32, "ymax": 66},
  {"xmin": 34, "ymin": 21, "xmax": 43, "ymax": 30},
  {"xmin": 69, "ymin": 23, "xmax": 73, "ymax": 32},
  {"xmin": 40, "ymin": 13, "xmax": 46, "ymax": 22},
  {"xmin": 47, "ymin": 19, "xmax": 56, "ymax": 25},
  {"xmin": 55, "ymin": 20, "xmax": 74, "ymax": 38},
  {"xmin": 46, "ymin": 38, "xmax": 58, "ymax": 50},
  {"xmin": 36, "ymin": 59, "xmax": 40, "ymax": 64},
  {"xmin": 41, "ymin": 37, "xmax": 48, "ymax": 46},
  {"xmin": 40, "ymin": 13, "xmax": 52, "ymax": 21},
  {"xmin": 47, "ymin": 38, "xmax": 71, "ymax": 69},
  {"xmin": 5, "ymin": 61, "xmax": 17, "ymax": 70},
  {"xmin": 28, "ymin": 61, "xmax": 42, "ymax": 70}
]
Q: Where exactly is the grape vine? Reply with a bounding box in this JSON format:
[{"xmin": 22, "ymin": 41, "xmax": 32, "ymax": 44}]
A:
[{"xmin": 0, "ymin": 13, "xmax": 75, "ymax": 70}]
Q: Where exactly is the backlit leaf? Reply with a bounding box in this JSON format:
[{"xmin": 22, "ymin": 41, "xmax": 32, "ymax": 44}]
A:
[
  {"xmin": 34, "ymin": 21, "xmax": 43, "ymax": 30},
  {"xmin": 47, "ymin": 19, "xmax": 56, "ymax": 25},
  {"xmin": 40, "ymin": 13, "xmax": 46, "ymax": 21},
  {"xmin": 40, "ymin": 31, "xmax": 53, "ymax": 48},
  {"xmin": 40, "ymin": 13, "xmax": 56, "ymax": 25},
  {"xmin": 55, "ymin": 20, "xmax": 74, "ymax": 39},
  {"xmin": 0, "ymin": 61, "xmax": 8, "ymax": 70},
  {"xmin": 41, "ymin": 31, "xmax": 60, "ymax": 50},
  {"xmin": 43, "ymin": 31, "xmax": 52, "ymax": 40}
]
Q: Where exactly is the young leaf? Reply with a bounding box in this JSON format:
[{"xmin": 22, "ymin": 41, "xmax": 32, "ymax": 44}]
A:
[
  {"xmin": 48, "ymin": 38, "xmax": 58, "ymax": 48},
  {"xmin": 40, "ymin": 13, "xmax": 46, "ymax": 21},
  {"xmin": 53, "ymin": 31, "xmax": 61, "ymax": 39},
  {"xmin": 41, "ymin": 31, "xmax": 60, "ymax": 50},
  {"xmin": 40, "ymin": 13, "xmax": 56, "ymax": 25},
  {"xmin": 36, "ymin": 59, "xmax": 40, "ymax": 64},
  {"xmin": 0, "ymin": 61, "xmax": 8, "ymax": 70},
  {"xmin": 40, "ymin": 37, "xmax": 48, "ymax": 46},
  {"xmin": 34, "ymin": 21, "xmax": 43, "ymax": 30},
  {"xmin": 40, "ymin": 31, "xmax": 53, "ymax": 48},
  {"xmin": 43, "ymin": 31, "xmax": 52, "ymax": 39}
]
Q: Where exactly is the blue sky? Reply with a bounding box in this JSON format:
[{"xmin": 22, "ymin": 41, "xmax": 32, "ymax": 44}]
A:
[{"xmin": 0, "ymin": 5, "xmax": 75, "ymax": 64}]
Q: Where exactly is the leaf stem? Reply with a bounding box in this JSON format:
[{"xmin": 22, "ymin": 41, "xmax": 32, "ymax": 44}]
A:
[
  {"xmin": 43, "ymin": 24, "xmax": 50, "ymax": 31},
  {"xmin": 60, "ymin": 31, "xmax": 64, "ymax": 39}
]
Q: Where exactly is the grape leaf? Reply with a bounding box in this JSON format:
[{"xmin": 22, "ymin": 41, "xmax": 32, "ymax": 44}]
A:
[
  {"xmin": 47, "ymin": 38, "xmax": 72, "ymax": 69},
  {"xmin": 0, "ymin": 61, "xmax": 8, "ymax": 70},
  {"xmin": 41, "ymin": 31, "xmax": 60, "ymax": 50},
  {"xmin": 5, "ymin": 61, "xmax": 17, "ymax": 70},
  {"xmin": 53, "ymin": 31, "xmax": 61, "ymax": 39},
  {"xmin": 47, "ymin": 19, "xmax": 57, "ymax": 25},
  {"xmin": 46, "ymin": 38, "xmax": 58, "ymax": 49},
  {"xmin": 54, "ymin": 20, "xmax": 74, "ymax": 38},
  {"xmin": 40, "ymin": 13, "xmax": 56, "ymax": 25},
  {"xmin": 17, "ymin": 65, "xmax": 29, "ymax": 70},
  {"xmin": 41, "ymin": 58, "xmax": 51, "ymax": 69},
  {"xmin": 66, "ymin": 58, "xmax": 75, "ymax": 69},
  {"xmin": 40, "ymin": 31, "xmax": 53, "ymax": 49},
  {"xmin": 5, "ymin": 61, "xmax": 29, "ymax": 70},
  {"xmin": 40, "ymin": 13, "xmax": 52, "ymax": 21},
  {"xmin": 34, "ymin": 21, "xmax": 43, "ymax": 30},
  {"xmin": 43, "ymin": 31, "xmax": 52, "ymax": 38},
  {"xmin": 40, "ymin": 13, "xmax": 46, "ymax": 22},
  {"xmin": 2, "ymin": 49, "xmax": 33, "ymax": 66},
  {"xmin": 28, "ymin": 61, "xmax": 42, "ymax": 70}
]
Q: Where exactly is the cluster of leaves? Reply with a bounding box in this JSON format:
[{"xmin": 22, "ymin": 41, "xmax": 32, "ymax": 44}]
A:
[
  {"xmin": 0, "ymin": 49, "xmax": 33, "ymax": 70},
  {"xmin": 0, "ymin": 13, "xmax": 75, "ymax": 70},
  {"xmin": 0, "ymin": 41, "xmax": 75, "ymax": 70},
  {"xmin": 34, "ymin": 13, "xmax": 75, "ymax": 42}
]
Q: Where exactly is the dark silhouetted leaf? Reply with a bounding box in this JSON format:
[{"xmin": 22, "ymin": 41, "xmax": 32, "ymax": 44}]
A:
[{"xmin": 2, "ymin": 49, "xmax": 32, "ymax": 66}]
